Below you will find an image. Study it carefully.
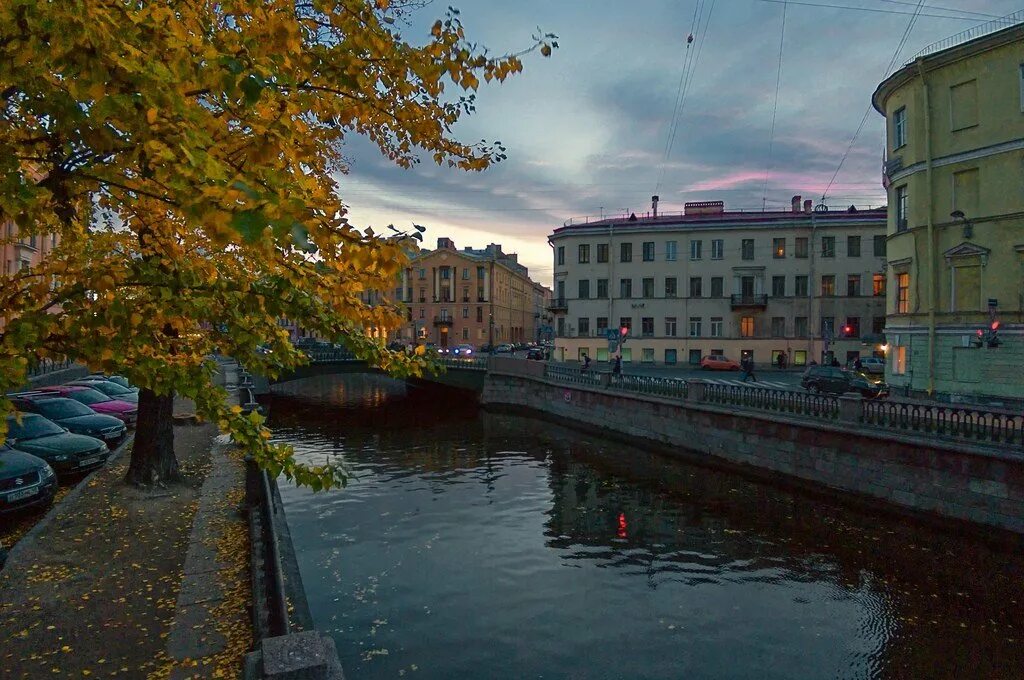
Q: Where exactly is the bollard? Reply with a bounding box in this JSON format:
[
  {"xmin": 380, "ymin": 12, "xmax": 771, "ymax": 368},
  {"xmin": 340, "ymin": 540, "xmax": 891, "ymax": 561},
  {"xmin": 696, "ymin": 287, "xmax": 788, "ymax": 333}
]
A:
[
  {"xmin": 838, "ymin": 395, "xmax": 862, "ymax": 423},
  {"xmin": 686, "ymin": 379, "xmax": 706, "ymax": 403}
]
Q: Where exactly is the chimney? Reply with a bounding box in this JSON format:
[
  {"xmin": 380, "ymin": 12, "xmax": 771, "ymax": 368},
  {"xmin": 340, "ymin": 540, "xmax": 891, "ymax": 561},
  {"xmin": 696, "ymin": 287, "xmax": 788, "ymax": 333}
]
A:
[
  {"xmin": 791, "ymin": 195, "xmax": 801, "ymax": 213},
  {"xmin": 803, "ymin": 199, "xmax": 813, "ymax": 214},
  {"xmin": 437, "ymin": 237, "xmax": 455, "ymax": 250},
  {"xmin": 651, "ymin": 195, "xmax": 660, "ymax": 219}
]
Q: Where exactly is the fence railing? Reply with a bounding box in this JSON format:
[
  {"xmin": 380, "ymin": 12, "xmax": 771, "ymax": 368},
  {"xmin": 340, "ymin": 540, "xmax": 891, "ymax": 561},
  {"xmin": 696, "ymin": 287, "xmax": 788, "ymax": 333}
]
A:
[
  {"xmin": 862, "ymin": 400, "xmax": 1022, "ymax": 448},
  {"xmin": 438, "ymin": 356, "xmax": 488, "ymax": 371},
  {"xmin": 304, "ymin": 349, "xmax": 357, "ymax": 363},
  {"xmin": 912, "ymin": 10, "xmax": 1024, "ymax": 60},
  {"xmin": 613, "ymin": 373, "xmax": 689, "ymax": 399},
  {"xmin": 703, "ymin": 383, "xmax": 839, "ymax": 420},
  {"xmin": 544, "ymin": 363, "xmax": 602, "ymax": 386}
]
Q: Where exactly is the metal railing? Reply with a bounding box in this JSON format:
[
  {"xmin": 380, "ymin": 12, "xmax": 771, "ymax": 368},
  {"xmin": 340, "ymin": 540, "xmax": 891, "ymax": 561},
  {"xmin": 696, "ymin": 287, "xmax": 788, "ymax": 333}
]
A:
[
  {"xmin": 913, "ymin": 10, "xmax": 1024, "ymax": 60},
  {"xmin": 304, "ymin": 349, "xmax": 357, "ymax": 363},
  {"xmin": 26, "ymin": 358, "xmax": 75, "ymax": 378},
  {"xmin": 544, "ymin": 363, "xmax": 603, "ymax": 386},
  {"xmin": 730, "ymin": 294, "xmax": 768, "ymax": 307},
  {"xmin": 862, "ymin": 400, "xmax": 1022, "ymax": 448},
  {"xmin": 612, "ymin": 373, "xmax": 689, "ymax": 399},
  {"xmin": 437, "ymin": 356, "xmax": 488, "ymax": 371},
  {"xmin": 704, "ymin": 383, "xmax": 839, "ymax": 420}
]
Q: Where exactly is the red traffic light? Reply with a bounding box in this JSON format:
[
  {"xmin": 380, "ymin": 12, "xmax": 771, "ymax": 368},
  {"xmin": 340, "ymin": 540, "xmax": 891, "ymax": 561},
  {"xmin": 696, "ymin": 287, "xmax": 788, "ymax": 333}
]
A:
[
  {"xmin": 620, "ymin": 326, "xmax": 629, "ymax": 336},
  {"xmin": 991, "ymin": 320, "xmax": 1000, "ymax": 331},
  {"xmin": 976, "ymin": 329, "xmax": 984, "ymax": 337},
  {"xmin": 843, "ymin": 325, "xmax": 852, "ymax": 335}
]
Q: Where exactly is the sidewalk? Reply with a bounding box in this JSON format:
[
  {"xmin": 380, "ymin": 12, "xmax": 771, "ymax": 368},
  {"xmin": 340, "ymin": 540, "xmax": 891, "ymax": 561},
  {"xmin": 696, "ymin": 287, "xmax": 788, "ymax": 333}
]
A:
[{"xmin": 0, "ymin": 397, "xmax": 251, "ymax": 679}]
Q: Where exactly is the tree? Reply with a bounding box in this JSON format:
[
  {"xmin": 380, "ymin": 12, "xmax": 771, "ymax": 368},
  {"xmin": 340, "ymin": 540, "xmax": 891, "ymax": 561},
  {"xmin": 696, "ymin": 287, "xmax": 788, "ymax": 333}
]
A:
[{"xmin": 0, "ymin": 0, "xmax": 556, "ymax": 488}]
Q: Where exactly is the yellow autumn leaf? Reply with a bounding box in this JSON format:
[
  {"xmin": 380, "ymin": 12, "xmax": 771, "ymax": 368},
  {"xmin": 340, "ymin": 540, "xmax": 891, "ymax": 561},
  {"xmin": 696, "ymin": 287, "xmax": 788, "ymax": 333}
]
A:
[{"xmin": 146, "ymin": 107, "xmax": 158, "ymax": 124}]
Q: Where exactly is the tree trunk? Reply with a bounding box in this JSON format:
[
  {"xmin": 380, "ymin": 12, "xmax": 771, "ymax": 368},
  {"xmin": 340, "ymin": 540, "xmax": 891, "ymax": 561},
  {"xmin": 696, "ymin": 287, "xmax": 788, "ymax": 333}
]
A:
[{"xmin": 126, "ymin": 388, "xmax": 179, "ymax": 486}]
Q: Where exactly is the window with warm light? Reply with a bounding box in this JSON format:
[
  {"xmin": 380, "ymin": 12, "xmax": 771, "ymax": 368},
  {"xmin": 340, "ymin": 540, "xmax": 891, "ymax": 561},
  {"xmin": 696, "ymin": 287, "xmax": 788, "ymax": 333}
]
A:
[
  {"xmin": 773, "ymin": 238, "xmax": 785, "ymax": 258},
  {"xmin": 893, "ymin": 346, "xmax": 906, "ymax": 374},
  {"xmin": 873, "ymin": 274, "xmax": 886, "ymax": 296},
  {"xmin": 896, "ymin": 273, "xmax": 909, "ymax": 313},
  {"xmin": 740, "ymin": 316, "xmax": 754, "ymax": 337}
]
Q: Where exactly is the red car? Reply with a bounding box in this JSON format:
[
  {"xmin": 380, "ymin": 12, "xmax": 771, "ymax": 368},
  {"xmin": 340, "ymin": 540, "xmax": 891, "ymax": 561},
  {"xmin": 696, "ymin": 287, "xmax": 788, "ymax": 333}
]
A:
[
  {"xmin": 699, "ymin": 354, "xmax": 741, "ymax": 371},
  {"xmin": 38, "ymin": 385, "xmax": 137, "ymax": 425}
]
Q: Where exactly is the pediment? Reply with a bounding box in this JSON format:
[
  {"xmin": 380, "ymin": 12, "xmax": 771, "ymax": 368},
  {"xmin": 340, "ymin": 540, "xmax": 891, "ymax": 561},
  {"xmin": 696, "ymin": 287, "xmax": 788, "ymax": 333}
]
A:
[{"xmin": 943, "ymin": 241, "xmax": 990, "ymax": 263}]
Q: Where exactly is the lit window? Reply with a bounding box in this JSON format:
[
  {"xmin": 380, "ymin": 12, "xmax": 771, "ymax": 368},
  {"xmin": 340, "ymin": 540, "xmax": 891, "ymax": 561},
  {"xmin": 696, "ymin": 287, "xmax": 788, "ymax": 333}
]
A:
[
  {"xmin": 896, "ymin": 272, "xmax": 910, "ymax": 314},
  {"xmin": 773, "ymin": 238, "xmax": 785, "ymax": 258},
  {"xmin": 740, "ymin": 317, "xmax": 754, "ymax": 337},
  {"xmin": 893, "ymin": 346, "xmax": 907, "ymax": 375}
]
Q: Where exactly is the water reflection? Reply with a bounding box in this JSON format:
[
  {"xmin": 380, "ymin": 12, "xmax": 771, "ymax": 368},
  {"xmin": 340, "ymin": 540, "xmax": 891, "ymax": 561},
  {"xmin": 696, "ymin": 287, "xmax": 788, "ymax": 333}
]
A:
[{"xmin": 270, "ymin": 374, "xmax": 1024, "ymax": 680}]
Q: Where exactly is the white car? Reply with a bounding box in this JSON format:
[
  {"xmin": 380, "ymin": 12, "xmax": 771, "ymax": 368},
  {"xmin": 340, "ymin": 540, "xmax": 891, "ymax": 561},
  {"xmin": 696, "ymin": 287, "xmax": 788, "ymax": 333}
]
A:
[
  {"xmin": 859, "ymin": 357, "xmax": 885, "ymax": 375},
  {"xmin": 453, "ymin": 344, "xmax": 475, "ymax": 357}
]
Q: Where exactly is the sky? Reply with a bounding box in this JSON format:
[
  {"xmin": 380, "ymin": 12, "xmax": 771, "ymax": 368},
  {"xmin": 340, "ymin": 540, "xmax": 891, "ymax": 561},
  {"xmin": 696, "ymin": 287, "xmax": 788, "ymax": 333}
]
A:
[{"xmin": 336, "ymin": 0, "xmax": 1021, "ymax": 285}]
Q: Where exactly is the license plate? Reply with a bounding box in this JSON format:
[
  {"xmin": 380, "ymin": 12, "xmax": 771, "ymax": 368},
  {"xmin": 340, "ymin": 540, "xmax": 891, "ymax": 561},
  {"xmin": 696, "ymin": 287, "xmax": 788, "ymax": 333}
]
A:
[
  {"xmin": 7, "ymin": 487, "xmax": 38, "ymax": 502},
  {"xmin": 78, "ymin": 456, "xmax": 101, "ymax": 467}
]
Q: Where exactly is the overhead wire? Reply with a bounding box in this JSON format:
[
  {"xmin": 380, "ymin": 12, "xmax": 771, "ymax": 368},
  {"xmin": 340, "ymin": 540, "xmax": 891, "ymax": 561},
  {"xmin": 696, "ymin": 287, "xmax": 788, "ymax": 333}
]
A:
[
  {"xmin": 874, "ymin": 0, "xmax": 1002, "ymax": 20},
  {"xmin": 757, "ymin": 0, "xmax": 999, "ymax": 22},
  {"xmin": 655, "ymin": 0, "xmax": 703, "ymax": 195},
  {"xmin": 761, "ymin": 1, "xmax": 788, "ymax": 211}
]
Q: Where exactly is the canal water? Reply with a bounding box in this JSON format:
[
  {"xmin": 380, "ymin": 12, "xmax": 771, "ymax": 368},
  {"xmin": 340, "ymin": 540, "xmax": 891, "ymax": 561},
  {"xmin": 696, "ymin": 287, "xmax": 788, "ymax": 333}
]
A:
[{"xmin": 270, "ymin": 375, "xmax": 1023, "ymax": 680}]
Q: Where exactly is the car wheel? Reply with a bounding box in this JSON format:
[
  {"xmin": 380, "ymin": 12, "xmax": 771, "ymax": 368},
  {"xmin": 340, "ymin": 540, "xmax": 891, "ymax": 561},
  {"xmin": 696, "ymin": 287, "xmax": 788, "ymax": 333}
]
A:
[
  {"xmin": 701, "ymin": 365, "xmax": 709, "ymax": 370},
  {"xmin": 806, "ymin": 383, "xmax": 819, "ymax": 393}
]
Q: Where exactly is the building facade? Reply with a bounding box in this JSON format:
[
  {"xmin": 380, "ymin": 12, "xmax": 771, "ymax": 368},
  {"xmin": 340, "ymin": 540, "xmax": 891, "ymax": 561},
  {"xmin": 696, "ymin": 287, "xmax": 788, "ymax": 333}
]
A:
[
  {"xmin": 547, "ymin": 198, "xmax": 888, "ymax": 366},
  {"xmin": 873, "ymin": 20, "xmax": 1024, "ymax": 402},
  {"xmin": 2, "ymin": 218, "xmax": 59, "ymax": 277},
  {"xmin": 395, "ymin": 238, "xmax": 544, "ymax": 349}
]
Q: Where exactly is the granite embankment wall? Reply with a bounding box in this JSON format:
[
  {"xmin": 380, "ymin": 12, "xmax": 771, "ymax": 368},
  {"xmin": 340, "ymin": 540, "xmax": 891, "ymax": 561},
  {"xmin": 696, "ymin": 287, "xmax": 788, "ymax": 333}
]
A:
[{"xmin": 481, "ymin": 360, "xmax": 1024, "ymax": 536}]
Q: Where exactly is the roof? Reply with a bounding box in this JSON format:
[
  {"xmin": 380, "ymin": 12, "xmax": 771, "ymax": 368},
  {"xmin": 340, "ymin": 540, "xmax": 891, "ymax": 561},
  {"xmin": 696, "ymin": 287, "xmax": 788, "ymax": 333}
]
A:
[{"xmin": 551, "ymin": 207, "xmax": 887, "ymax": 238}]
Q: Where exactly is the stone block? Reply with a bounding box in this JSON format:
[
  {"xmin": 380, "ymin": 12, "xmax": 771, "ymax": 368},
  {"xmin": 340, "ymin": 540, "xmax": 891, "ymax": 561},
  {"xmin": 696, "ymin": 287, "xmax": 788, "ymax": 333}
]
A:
[
  {"xmin": 968, "ymin": 478, "xmax": 1009, "ymax": 499},
  {"xmin": 259, "ymin": 631, "xmax": 344, "ymax": 680}
]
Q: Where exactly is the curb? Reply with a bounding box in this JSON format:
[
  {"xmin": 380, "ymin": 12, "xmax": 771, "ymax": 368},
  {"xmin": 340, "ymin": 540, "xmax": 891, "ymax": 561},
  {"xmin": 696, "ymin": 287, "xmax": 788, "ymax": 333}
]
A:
[{"xmin": 2, "ymin": 432, "xmax": 136, "ymax": 572}]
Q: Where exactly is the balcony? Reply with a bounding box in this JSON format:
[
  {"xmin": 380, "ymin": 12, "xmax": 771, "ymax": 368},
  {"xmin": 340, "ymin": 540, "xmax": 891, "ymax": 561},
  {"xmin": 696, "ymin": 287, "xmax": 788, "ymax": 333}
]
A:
[
  {"xmin": 433, "ymin": 316, "xmax": 453, "ymax": 327},
  {"xmin": 547, "ymin": 298, "xmax": 568, "ymax": 313},
  {"xmin": 730, "ymin": 294, "xmax": 767, "ymax": 309}
]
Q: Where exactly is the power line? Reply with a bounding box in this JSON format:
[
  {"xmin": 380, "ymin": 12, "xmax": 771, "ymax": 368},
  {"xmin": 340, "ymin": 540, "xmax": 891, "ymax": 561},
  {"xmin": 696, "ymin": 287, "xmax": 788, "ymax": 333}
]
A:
[
  {"xmin": 655, "ymin": 1, "xmax": 704, "ymax": 194},
  {"xmin": 874, "ymin": 0, "xmax": 1002, "ymax": 20},
  {"xmin": 757, "ymin": 0, "xmax": 996, "ymax": 22},
  {"xmin": 761, "ymin": 1, "xmax": 788, "ymax": 211}
]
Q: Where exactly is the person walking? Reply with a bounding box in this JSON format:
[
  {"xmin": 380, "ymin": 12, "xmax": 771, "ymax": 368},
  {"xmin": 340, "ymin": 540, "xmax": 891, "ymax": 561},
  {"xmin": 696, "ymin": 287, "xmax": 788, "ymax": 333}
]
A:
[
  {"xmin": 831, "ymin": 356, "xmax": 840, "ymax": 368},
  {"xmin": 741, "ymin": 356, "xmax": 757, "ymax": 382},
  {"xmin": 853, "ymin": 356, "xmax": 863, "ymax": 373},
  {"xmin": 582, "ymin": 353, "xmax": 591, "ymax": 371},
  {"xmin": 612, "ymin": 354, "xmax": 622, "ymax": 379},
  {"xmin": 776, "ymin": 351, "xmax": 786, "ymax": 370}
]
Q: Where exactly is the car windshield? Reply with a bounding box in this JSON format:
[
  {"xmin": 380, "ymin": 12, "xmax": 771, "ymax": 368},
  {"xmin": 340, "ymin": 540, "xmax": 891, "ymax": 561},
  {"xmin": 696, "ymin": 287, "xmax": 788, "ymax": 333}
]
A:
[
  {"xmin": 65, "ymin": 388, "xmax": 112, "ymax": 405},
  {"xmin": 7, "ymin": 414, "xmax": 65, "ymax": 440},
  {"xmin": 33, "ymin": 399, "xmax": 95, "ymax": 419},
  {"xmin": 84, "ymin": 381, "xmax": 131, "ymax": 397}
]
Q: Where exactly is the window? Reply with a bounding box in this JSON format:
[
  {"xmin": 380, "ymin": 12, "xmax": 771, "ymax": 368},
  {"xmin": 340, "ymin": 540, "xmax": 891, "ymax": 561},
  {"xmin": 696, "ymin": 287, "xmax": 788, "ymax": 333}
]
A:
[
  {"xmin": 896, "ymin": 186, "xmax": 908, "ymax": 231},
  {"xmin": 952, "ymin": 168, "xmax": 979, "ymax": 216},
  {"xmin": 789, "ymin": 276, "xmax": 805, "ymax": 297},
  {"xmin": 741, "ymin": 239, "xmax": 754, "ymax": 260},
  {"xmin": 419, "ymin": 308, "xmax": 425, "ymax": 319},
  {"xmin": 689, "ymin": 317, "xmax": 702, "ymax": 337},
  {"xmin": 821, "ymin": 316, "xmax": 834, "ymax": 338},
  {"xmin": 641, "ymin": 348, "xmax": 655, "ymax": 363},
  {"xmin": 462, "ymin": 306, "xmax": 469, "ymax": 318},
  {"xmin": 642, "ymin": 242, "xmax": 655, "ymax": 262},
  {"xmin": 795, "ymin": 237, "xmax": 808, "ymax": 258},
  {"xmin": 578, "ymin": 244, "xmax": 590, "ymax": 264},
  {"xmin": 665, "ymin": 317, "xmax": 677, "ymax": 337},
  {"xmin": 557, "ymin": 246, "xmax": 565, "ymax": 266},
  {"xmin": 794, "ymin": 317, "xmax": 808, "ymax": 337},
  {"xmin": 640, "ymin": 277, "xmax": 653, "ymax": 298},
  {"xmin": 872, "ymin": 274, "xmax": 886, "ymax": 296},
  {"xmin": 665, "ymin": 277, "xmax": 677, "ymax": 298},
  {"xmin": 893, "ymin": 106, "xmax": 906, "ymax": 148},
  {"xmin": 620, "ymin": 243, "xmax": 632, "ymax": 262},
  {"xmin": 821, "ymin": 275, "xmax": 835, "ymax": 297},
  {"xmin": 893, "ymin": 346, "xmax": 907, "ymax": 375},
  {"xmin": 665, "ymin": 349, "xmax": 677, "ymax": 365},
  {"xmin": 418, "ymin": 268, "xmax": 426, "ymax": 279},
  {"xmin": 844, "ymin": 317, "xmax": 860, "ymax": 338},
  {"xmin": 874, "ymin": 235, "xmax": 886, "ymax": 257},
  {"xmin": 773, "ymin": 238, "xmax": 786, "ymax": 258},
  {"xmin": 950, "ymin": 79, "xmax": 978, "ymax": 130},
  {"xmin": 711, "ymin": 239, "xmax": 724, "ymax": 259},
  {"xmin": 821, "ymin": 236, "xmax": 835, "ymax": 258},
  {"xmin": 771, "ymin": 317, "xmax": 785, "ymax": 337},
  {"xmin": 665, "ymin": 241, "xmax": 677, "ymax": 261},
  {"xmin": 578, "ymin": 318, "xmax": 590, "ymax": 336},
  {"xmin": 710, "ymin": 317, "xmax": 723, "ymax": 337},
  {"xmin": 847, "ymin": 235, "xmax": 861, "ymax": 257},
  {"xmin": 597, "ymin": 278, "xmax": 608, "ymax": 299},
  {"xmin": 872, "ymin": 316, "xmax": 886, "ymax": 334},
  {"xmin": 689, "ymin": 277, "xmax": 702, "ymax": 298},
  {"xmin": 477, "ymin": 266, "xmax": 485, "ymax": 279},
  {"xmin": 476, "ymin": 307, "xmax": 483, "ymax": 322},
  {"xmin": 710, "ymin": 277, "xmax": 723, "ymax": 298},
  {"xmin": 463, "ymin": 328, "xmax": 469, "ymax": 340},
  {"xmin": 597, "ymin": 317, "xmax": 608, "ymax": 335},
  {"xmin": 740, "ymin": 317, "xmax": 754, "ymax": 337},
  {"xmin": 557, "ymin": 317, "xmax": 566, "ymax": 337},
  {"xmin": 619, "ymin": 317, "xmax": 632, "ymax": 332},
  {"xmin": 641, "ymin": 317, "xmax": 654, "ymax": 337},
  {"xmin": 847, "ymin": 274, "xmax": 861, "ymax": 297},
  {"xmin": 690, "ymin": 240, "xmax": 702, "ymax": 260},
  {"xmin": 619, "ymin": 278, "xmax": 632, "ymax": 298},
  {"xmin": 689, "ymin": 349, "xmax": 702, "ymax": 365},
  {"xmin": 578, "ymin": 279, "xmax": 590, "ymax": 299},
  {"xmin": 462, "ymin": 268, "xmax": 470, "ymax": 280},
  {"xmin": 772, "ymin": 276, "xmax": 785, "ymax": 297},
  {"xmin": 896, "ymin": 272, "xmax": 909, "ymax": 313},
  {"xmin": 597, "ymin": 243, "xmax": 609, "ymax": 263}
]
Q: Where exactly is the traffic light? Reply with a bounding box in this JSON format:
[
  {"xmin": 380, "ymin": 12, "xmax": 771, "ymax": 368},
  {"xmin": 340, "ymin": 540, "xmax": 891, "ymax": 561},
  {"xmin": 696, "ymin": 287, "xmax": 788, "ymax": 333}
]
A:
[
  {"xmin": 973, "ymin": 328, "xmax": 984, "ymax": 348},
  {"xmin": 988, "ymin": 320, "xmax": 1001, "ymax": 348},
  {"xmin": 842, "ymin": 324, "xmax": 853, "ymax": 337}
]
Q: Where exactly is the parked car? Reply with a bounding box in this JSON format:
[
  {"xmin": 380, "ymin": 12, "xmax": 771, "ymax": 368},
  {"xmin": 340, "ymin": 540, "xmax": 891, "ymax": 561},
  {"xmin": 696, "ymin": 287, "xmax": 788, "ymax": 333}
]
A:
[
  {"xmin": 85, "ymin": 374, "xmax": 134, "ymax": 390},
  {"xmin": 526, "ymin": 348, "xmax": 546, "ymax": 361},
  {"xmin": 858, "ymin": 357, "xmax": 886, "ymax": 375},
  {"xmin": 494, "ymin": 343, "xmax": 515, "ymax": 354},
  {"xmin": 8, "ymin": 396, "xmax": 127, "ymax": 443},
  {"xmin": 0, "ymin": 444, "xmax": 58, "ymax": 514},
  {"xmin": 452, "ymin": 344, "xmax": 475, "ymax": 357},
  {"xmin": 37, "ymin": 385, "xmax": 137, "ymax": 425},
  {"xmin": 479, "ymin": 344, "xmax": 494, "ymax": 353},
  {"xmin": 4, "ymin": 414, "xmax": 110, "ymax": 476},
  {"xmin": 801, "ymin": 366, "xmax": 889, "ymax": 399},
  {"xmin": 70, "ymin": 379, "xmax": 139, "ymax": 404},
  {"xmin": 699, "ymin": 354, "xmax": 741, "ymax": 371}
]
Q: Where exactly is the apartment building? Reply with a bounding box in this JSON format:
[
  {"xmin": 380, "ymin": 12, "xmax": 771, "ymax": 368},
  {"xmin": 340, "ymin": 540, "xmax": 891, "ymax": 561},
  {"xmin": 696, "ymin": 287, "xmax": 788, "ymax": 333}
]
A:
[
  {"xmin": 2, "ymin": 218, "xmax": 59, "ymax": 276},
  {"xmin": 395, "ymin": 237, "xmax": 544, "ymax": 349},
  {"xmin": 548, "ymin": 198, "xmax": 888, "ymax": 366},
  {"xmin": 873, "ymin": 18, "xmax": 1024, "ymax": 402}
]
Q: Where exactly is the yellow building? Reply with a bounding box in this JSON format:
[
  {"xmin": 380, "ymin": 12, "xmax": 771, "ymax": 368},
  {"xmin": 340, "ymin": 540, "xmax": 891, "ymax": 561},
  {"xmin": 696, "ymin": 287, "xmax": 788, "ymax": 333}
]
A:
[{"xmin": 873, "ymin": 19, "xmax": 1024, "ymax": 403}]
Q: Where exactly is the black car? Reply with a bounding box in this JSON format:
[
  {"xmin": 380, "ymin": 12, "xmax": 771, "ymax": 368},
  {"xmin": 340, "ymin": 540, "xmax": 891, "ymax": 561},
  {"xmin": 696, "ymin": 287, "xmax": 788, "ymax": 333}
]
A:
[
  {"xmin": 10, "ymin": 396, "xmax": 127, "ymax": 443},
  {"xmin": 526, "ymin": 348, "xmax": 546, "ymax": 361},
  {"xmin": 801, "ymin": 366, "xmax": 888, "ymax": 399},
  {"xmin": 0, "ymin": 444, "xmax": 58, "ymax": 514},
  {"xmin": 5, "ymin": 414, "xmax": 110, "ymax": 476}
]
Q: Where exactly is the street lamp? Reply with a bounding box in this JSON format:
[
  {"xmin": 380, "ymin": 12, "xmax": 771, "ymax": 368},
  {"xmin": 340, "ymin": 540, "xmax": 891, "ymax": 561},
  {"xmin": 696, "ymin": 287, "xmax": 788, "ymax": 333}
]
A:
[{"xmin": 950, "ymin": 210, "xmax": 973, "ymax": 239}]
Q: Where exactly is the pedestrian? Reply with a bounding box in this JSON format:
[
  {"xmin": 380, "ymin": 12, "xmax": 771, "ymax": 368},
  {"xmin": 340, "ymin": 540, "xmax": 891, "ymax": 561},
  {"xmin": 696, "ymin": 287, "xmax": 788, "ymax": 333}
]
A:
[
  {"xmin": 854, "ymin": 356, "xmax": 863, "ymax": 373},
  {"xmin": 741, "ymin": 356, "xmax": 757, "ymax": 382},
  {"xmin": 776, "ymin": 351, "xmax": 786, "ymax": 370},
  {"xmin": 831, "ymin": 356, "xmax": 840, "ymax": 368},
  {"xmin": 582, "ymin": 353, "xmax": 591, "ymax": 371},
  {"xmin": 612, "ymin": 354, "xmax": 622, "ymax": 378}
]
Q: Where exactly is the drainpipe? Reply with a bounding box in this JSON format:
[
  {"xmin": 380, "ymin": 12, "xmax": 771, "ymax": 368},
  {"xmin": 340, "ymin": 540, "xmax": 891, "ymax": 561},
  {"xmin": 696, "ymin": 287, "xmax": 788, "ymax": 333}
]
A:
[
  {"xmin": 918, "ymin": 59, "xmax": 936, "ymax": 396},
  {"xmin": 809, "ymin": 210, "xmax": 817, "ymax": 362}
]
